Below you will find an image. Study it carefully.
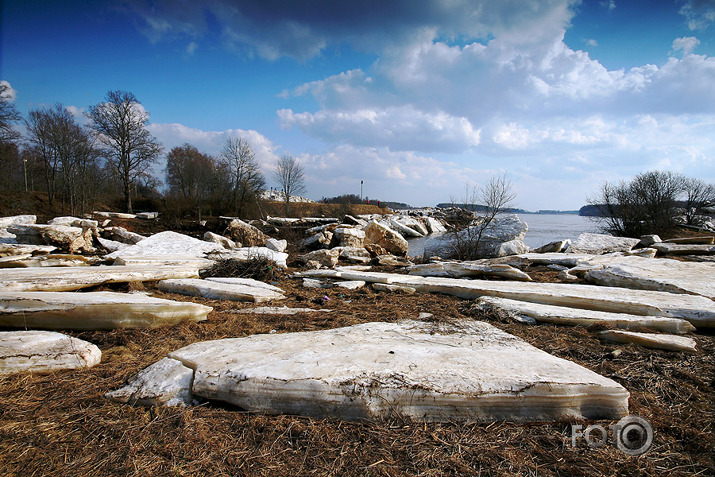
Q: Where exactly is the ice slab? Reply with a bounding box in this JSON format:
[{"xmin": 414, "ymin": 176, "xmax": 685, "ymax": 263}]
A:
[
  {"xmin": 652, "ymin": 243, "xmax": 715, "ymax": 255},
  {"xmin": 599, "ymin": 330, "xmax": 698, "ymax": 352},
  {"xmin": 336, "ymin": 280, "xmax": 366, "ymax": 290},
  {"xmin": 373, "ymin": 283, "xmax": 416, "ymax": 294},
  {"xmin": 204, "ymin": 277, "xmax": 285, "ymax": 294},
  {"xmin": 0, "ymin": 291, "xmax": 212, "ymax": 329},
  {"xmin": 106, "ymin": 231, "xmax": 224, "ymax": 262},
  {"xmin": 108, "ymin": 320, "xmax": 629, "ymax": 422},
  {"xmin": 0, "ymin": 215, "xmax": 37, "ymax": 228},
  {"xmin": 158, "ymin": 278, "xmax": 285, "ymax": 303},
  {"xmin": 568, "ymin": 233, "xmax": 640, "ymax": 254},
  {"xmin": 232, "ymin": 306, "xmax": 333, "ymax": 315},
  {"xmin": 477, "ymin": 296, "xmax": 695, "ymax": 334},
  {"xmin": 1, "ymin": 330, "xmax": 101, "ymax": 375},
  {"xmin": 0, "ymin": 265, "xmax": 201, "ymax": 292},
  {"xmin": 106, "ymin": 357, "xmax": 194, "ymax": 406},
  {"xmin": 0, "ymin": 243, "xmax": 57, "ymax": 257},
  {"xmin": 0, "ymin": 254, "xmax": 92, "ymax": 268},
  {"xmin": 584, "ymin": 256, "xmax": 715, "ymax": 299},
  {"xmin": 112, "ymin": 255, "xmax": 214, "ymax": 268},
  {"xmin": 296, "ymin": 269, "xmax": 715, "ymax": 329},
  {"xmin": 409, "ymin": 261, "xmax": 532, "ymax": 281}
]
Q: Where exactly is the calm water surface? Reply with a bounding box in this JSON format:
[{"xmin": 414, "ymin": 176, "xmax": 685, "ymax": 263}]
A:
[
  {"xmin": 407, "ymin": 214, "xmax": 600, "ymax": 255},
  {"xmin": 517, "ymin": 214, "xmax": 599, "ymax": 249}
]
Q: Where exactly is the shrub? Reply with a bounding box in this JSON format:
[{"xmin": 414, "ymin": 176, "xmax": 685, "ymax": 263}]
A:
[{"xmin": 588, "ymin": 171, "xmax": 714, "ymax": 237}]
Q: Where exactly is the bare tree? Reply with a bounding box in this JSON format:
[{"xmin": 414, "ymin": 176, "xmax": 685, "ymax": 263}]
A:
[
  {"xmin": 274, "ymin": 155, "xmax": 306, "ymax": 216},
  {"xmin": 219, "ymin": 137, "xmax": 265, "ymax": 217},
  {"xmin": 0, "ymin": 83, "xmax": 21, "ymax": 143},
  {"xmin": 166, "ymin": 143, "xmax": 225, "ymax": 219},
  {"xmin": 25, "ymin": 104, "xmax": 98, "ymax": 212},
  {"xmin": 682, "ymin": 177, "xmax": 715, "ymax": 226},
  {"xmin": 588, "ymin": 170, "xmax": 689, "ymax": 237},
  {"xmin": 587, "ymin": 170, "xmax": 715, "ymax": 236},
  {"xmin": 0, "ymin": 141, "xmax": 22, "ymax": 191},
  {"xmin": 449, "ymin": 174, "xmax": 516, "ymax": 260},
  {"xmin": 88, "ymin": 90, "xmax": 163, "ymax": 213}
]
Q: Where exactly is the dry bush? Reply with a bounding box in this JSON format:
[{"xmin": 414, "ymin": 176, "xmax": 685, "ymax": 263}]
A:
[{"xmin": 200, "ymin": 255, "xmax": 281, "ymax": 282}]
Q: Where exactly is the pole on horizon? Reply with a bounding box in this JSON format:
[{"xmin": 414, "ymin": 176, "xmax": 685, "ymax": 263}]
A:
[
  {"xmin": 360, "ymin": 180, "xmax": 363, "ymax": 202},
  {"xmin": 23, "ymin": 158, "xmax": 28, "ymax": 192}
]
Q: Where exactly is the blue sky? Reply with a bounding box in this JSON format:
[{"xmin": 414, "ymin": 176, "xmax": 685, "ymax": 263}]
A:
[{"xmin": 2, "ymin": 0, "xmax": 714, "ymax": 210}]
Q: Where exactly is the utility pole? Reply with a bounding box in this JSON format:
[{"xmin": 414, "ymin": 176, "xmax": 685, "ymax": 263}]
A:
[
  {"xmin": 360, "ymin": 180, "xmax": 363, "ymax": 202},
  {"xmin": 23, "ymin": 157, "xmax": 28, "ymax": 192}
]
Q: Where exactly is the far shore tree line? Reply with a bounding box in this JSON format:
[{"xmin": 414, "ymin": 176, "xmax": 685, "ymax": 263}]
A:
[
  {"xmin": 1, "ymin": 85, "xmax": 713, "ymax": 239},
  {"xmin": 0, "ymin": 86, "xmax": 305, "ymax": 218}
]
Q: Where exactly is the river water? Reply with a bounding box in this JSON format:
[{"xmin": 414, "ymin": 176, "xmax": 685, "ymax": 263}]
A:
[
  {"xmin": 407, "ymin": 214, "xmax": 600, "ymax": 256},
  {"xmin": 516, "ymin": 214, "xmax": 600, "ymax": 249}
]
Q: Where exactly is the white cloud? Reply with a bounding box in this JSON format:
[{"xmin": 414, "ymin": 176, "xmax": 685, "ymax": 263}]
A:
[
  {"xmin": 186, "ymin": 41, "xmax": 198, "ymax": 55},
  {"xmin": 294, "ymin": 144, "xmax": 504, "ymax": 205},
  {"xmin": 0, "ymin": 80, "xmax": 17, "ymax": 101},
  {"xmin": 283, "ymin": 30, "xmax": 715, "ymax": 145},
  {"xmin": 147, "ymin": 123, "xmax": 281, "ymax": 177},
  {"xmin": 278, "ymin": 106, "xmax": 481, "ymax": 153},
  {"xmin": 672, "ymin": 36, "xmax": 700, "ymax": 56}
]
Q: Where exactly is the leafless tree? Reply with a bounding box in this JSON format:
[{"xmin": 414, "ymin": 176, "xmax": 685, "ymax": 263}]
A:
[
  {"xmin": 0, "ymin": 83, "xmax": 21, "ymax": 143},
  {"xmin": 219, "ymin": 137, "xmax": 265, "ymax": 217},
  {"xmin": 166, "ymin": 143, "xmax": 226, "ymax": 219},
  {"xmin": 0, "ymin": 141, "xmax": 22, "ymax": 190},
  {"xmin": 88, "ymin": 90, "xmax": 163, "ymax": 213},
  {"xmin": 25, "ymin": 104, "xmax": 98, "ymax": 213},
  {"xmin": 274, "ymin": 154, "xmax": 306, "ymax": 216},
  {"xmin": 588, "ymin": 170, "xmax": 696, "ymax": 237},
  {"xmin": 682, "ymin": 177, "xmax": 715, "ymax": 226},
  {"xmin": 449, "ymin": 174, "xmax": 516, "ymax": 260}
]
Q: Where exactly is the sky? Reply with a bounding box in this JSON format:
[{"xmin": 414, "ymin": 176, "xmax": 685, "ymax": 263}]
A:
[{"xmin": 1, "ymin": 0, "xmax": 714, "ymax": 211}]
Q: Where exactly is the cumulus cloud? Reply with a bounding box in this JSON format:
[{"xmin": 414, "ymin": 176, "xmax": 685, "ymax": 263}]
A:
[
  {"xmin": 278, "ymin": 106, "xmax": 481, "ymax": 153},
  {"xmin": 294, "ymin": 144, "xmax": 506, "ymax": 204},
  {"xmin": 281, "ymin": 30, "xmax": 715, "ymax": 152},
  {"xmin": 147, "ymin": 123, "xmax": 281, "ymax": 175}
]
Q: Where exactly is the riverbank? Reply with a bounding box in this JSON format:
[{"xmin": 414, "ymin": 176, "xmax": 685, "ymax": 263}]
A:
[{"xmin": 1, "ymin": 207, "xmax": 714, "ymax": 476}]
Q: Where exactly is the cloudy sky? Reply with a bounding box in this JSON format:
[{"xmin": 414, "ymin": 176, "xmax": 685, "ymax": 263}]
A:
[{"xmin": 2, "ymin": 0, "xmax": 714, "ymax": 210}]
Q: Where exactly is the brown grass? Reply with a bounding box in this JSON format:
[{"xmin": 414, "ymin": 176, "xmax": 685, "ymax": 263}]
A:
[{"xmin": 1, "ymin": 270, "xmax": 713, "ymax": 476}]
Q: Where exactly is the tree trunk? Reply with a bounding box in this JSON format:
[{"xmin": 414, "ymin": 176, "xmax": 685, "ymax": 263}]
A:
[{"xmin": 124, "ymin": 179, "xmax": 133, "ymax": 213}]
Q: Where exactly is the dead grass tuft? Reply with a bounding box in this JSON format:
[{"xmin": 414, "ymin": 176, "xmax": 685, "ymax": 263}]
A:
[{"xmin": 201, "ymin": 255, "xmax": 282, "ymax": 282}]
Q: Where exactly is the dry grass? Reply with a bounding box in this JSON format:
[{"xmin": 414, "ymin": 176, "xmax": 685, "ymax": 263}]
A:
[
  {"xmin": 1, "ymin": 271, "xmax": 714, "ymax": 476},
  {"xmin": 200, "ymin": 256, "xmax": 283, "ymax": 282}
]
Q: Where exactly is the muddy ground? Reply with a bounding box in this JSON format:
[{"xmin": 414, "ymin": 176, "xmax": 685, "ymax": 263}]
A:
[{"xmin": 1, "ymin": 263, "xmax": 713, "ymax": 476}]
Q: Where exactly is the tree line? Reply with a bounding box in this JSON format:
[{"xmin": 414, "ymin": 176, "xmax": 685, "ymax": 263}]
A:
[{"xmin": 0, "ymin": 86, "xmax": 305, "ymax": 218}]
